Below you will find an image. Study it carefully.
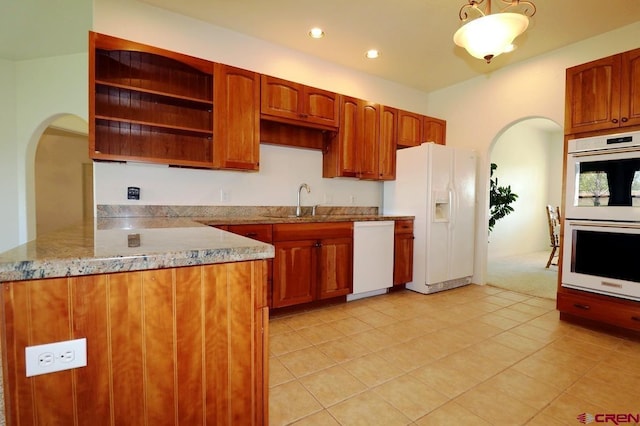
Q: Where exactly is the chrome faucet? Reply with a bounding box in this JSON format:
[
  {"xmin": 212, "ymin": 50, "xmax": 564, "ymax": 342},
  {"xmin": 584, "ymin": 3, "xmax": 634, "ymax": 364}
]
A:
[{"xmin": 296, "ymin": 183, "xmax": 310, "ymax": 217}]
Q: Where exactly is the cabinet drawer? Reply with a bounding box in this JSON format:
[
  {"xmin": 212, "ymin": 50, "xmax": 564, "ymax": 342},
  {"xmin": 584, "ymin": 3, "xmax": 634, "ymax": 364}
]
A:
[
  {"xmin": 394, "ymin": 220, "xmax": 413, "ymax": 234},
  {"xmin": 273, "ymin": 222, "xmax": 352, "ymax": 242},
  {"xmin": 557, "ymin": 292, "xmax": 640, "ymax": 332},
  {"xmin": 226, "ymin": 224, "xmax": 273, "ymax": 243}
]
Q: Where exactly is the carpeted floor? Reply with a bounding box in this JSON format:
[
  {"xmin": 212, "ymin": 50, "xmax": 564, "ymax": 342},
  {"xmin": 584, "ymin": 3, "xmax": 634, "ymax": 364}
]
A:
[{"xmin": 486, "ymin": 250, "xmax": 558, "ymax": 300}]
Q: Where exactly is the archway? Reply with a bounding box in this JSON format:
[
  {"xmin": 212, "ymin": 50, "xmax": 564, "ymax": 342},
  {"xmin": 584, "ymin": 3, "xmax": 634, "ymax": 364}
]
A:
[
  {"xmin": 32, "ymin": 114, "xmax": 91, "ymax": 237},
  {"xmin": 485, "ymin": 117, "xmax": 563, "ymax": 299}
]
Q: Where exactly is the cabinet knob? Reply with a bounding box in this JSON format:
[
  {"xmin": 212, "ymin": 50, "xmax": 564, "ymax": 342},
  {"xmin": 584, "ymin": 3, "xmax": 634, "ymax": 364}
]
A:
[
  {"xmin": 622, "ymin": 117, "xmax": 629, "ymax": 123},
  {"xmin": 573, "ymin": 303, "xmax": 590, "ymax": 310},
  {"xmin": 612, "ymin": 118, "xmax": 619, "ymax": 123},
  {"xmin": 632, "ymin": 316, "xmax": 640, "ymax": 322}
]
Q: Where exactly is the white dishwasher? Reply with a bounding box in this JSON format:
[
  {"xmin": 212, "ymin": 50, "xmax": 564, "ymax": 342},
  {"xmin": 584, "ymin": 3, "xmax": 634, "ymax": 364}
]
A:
[{"xmin": 348, "ymin": 221, "xmax": 395, "ymax": 301}]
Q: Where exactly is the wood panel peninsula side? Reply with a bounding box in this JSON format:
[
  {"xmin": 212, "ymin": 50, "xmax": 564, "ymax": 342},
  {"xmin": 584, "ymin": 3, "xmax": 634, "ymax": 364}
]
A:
[{"xmin": 0, "ymin": 218, "xmax": 273, "ymax": 425}]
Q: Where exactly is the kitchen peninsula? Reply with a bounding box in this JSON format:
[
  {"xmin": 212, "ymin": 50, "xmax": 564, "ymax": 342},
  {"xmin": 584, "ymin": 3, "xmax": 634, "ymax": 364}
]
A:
[
  {"xmin": 0, "ymin": 216, "xmax": 273, "ymax": 425},
  {"xmin": 0, "ymin": 206, "xmax": 412, "ymax": 424}
]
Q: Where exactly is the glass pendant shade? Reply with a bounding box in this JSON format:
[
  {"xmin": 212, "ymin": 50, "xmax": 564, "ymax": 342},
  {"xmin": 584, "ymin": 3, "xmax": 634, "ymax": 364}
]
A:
[{"xmin": 454, "ymin": 12, "xmax": 529, "ymax": 63}]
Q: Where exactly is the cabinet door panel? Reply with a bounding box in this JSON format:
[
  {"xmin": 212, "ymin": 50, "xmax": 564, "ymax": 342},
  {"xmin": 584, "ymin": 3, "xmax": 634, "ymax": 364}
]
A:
[
  {"xmin": 272, "ymin": 240, "xmax": 316, "ymax": 308},
  {"xmin": 327, "ymin": 96, "xmax": 358, "ymax": 177},
  {"xmin": 393, "ymin": 234, "xmax": 414, "ymax": 285},
  {"xmin": 397, "ymin": 110, "xmax": 423, "ymax": 148},
  {"xmin": 304, "ymin": 88, "xmax": 340, "ymax": 127},
  {"xmin": 378, "ymin": 106, "xmax": 397, "ymax": 180},
  {"xmin": 213, "ymin": 64, "xmax": 260, "ymax": 170},
  {"xmin": 318, "ymin": 237, "xmax": 353, "ymax": 299},
  {"xmin": 423, "ymin": 116, "xmax": 446, "ymax": 145},
  {"xmin": 357, "ymin": 102, "xmax": 381, "ymax": 180},
  {"xmin": 260, "ymin": 76, "xmax": 302, "ymax": 119},
  {"xmin": 621, "ymin": 48, "xmax": 640, "ymax": 128}
]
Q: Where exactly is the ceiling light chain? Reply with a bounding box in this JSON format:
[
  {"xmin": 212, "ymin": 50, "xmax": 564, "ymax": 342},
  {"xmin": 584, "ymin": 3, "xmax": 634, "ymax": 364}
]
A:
[
  {"xmin": 459, "ymin": 0, "xmax": 536, "ymax": 21},
  {"xmin": 454, "ymin": 0, "xmax": 536, "ymax": 63}
]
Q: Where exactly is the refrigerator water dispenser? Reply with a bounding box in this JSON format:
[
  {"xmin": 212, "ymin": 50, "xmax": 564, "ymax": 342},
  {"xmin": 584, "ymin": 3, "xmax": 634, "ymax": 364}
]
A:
[{"xmin": 433, "ymin": 190, "xmax": 450, "ymax": 222}]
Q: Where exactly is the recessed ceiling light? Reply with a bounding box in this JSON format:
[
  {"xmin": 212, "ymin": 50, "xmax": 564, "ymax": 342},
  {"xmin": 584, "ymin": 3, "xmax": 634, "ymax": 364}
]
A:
[
  {"xmin": 308, "ymin": 27, "xmax": 325, "ymax": 39},
  {"xmin": 365, "ymin": 49, "xmax": 380, "ymax": 59}
]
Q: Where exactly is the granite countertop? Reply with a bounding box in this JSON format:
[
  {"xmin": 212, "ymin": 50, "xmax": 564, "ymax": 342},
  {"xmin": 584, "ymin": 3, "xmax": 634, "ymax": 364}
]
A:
[
  {"xmin": 0, "ymin": 217, "xmax": 274, "ymax": 282},
  {"xmin": 0, "ymin": 205, "xmax": 414, "ymax": 283}
]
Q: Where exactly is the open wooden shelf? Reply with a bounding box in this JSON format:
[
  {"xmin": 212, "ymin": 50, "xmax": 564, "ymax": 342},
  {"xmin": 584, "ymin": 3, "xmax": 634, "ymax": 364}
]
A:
[{"xmin": 90, "ymin": 32, "xmax": 215, "ymax": 168}]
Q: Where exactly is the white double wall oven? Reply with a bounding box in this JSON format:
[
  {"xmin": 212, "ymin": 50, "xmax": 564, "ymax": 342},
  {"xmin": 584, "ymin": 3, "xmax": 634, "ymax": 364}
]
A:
[{"xmin": 563, "ymin": 130, "xmax": 640, "ymax": 301}]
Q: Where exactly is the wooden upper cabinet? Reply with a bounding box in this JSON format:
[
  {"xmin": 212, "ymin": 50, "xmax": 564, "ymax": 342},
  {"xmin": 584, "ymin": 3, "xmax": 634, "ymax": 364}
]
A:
[
  {"xmin": 90, "ymin": 32, "xmax": 215, "ymax": 168},
  {"xmin": 260, "ymin": 75, "xmax": 340, "ymax": 130},
  {"xmin": 323, "ymin": 97, "xmax": 394, "ymax": 180},
  {"xmin": 213, "ymin": 63, "xmax": 260, "ymax": 171},
  {"xmin": 397, "ymin": 110, "xmax": 424, "ymax": 148},
  {"xmin": 565, "ymin": 47, "xmax": 640, "ymax": 134},
  {"xmin": 423, "ymin": 116, "xmax": 447, "ymax": 145},
  {"xmin": 90, "ymin": 32, "xmax": 260, "ymax": 170}
]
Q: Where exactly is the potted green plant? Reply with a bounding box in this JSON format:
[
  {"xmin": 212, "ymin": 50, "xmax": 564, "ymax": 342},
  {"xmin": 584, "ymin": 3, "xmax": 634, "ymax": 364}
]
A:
[{"xmin": 489, "ymin": 163, "xmax": 518, "ymax": 233}]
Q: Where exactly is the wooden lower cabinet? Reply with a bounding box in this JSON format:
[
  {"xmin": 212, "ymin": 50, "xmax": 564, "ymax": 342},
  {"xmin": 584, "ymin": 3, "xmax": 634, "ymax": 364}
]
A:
[
  {"xmin": 393, "ymin": 220, "xmax": 414, "ymax": 285},
  {"xmin": 272, "ymin": 222, "xmax": 353, "ymax": 308},
  {"xmin": 1, "ymin": 261, "xmax": 268, "ymax": 425},
  {"xmin": 557, "ymin": 290, "xmax": 640, "ymax": 333}
]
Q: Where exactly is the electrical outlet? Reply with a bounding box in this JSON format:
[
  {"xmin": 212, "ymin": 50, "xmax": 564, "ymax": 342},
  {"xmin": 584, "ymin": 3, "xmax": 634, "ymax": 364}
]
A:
[
  {"xmin": 220, "ymin": 188, "xmax": 231, "ymax": 202},
  {"xmin": 349, "ymin": 194, "xmax": 356, "ymax": 204},
  {"xmin": 25, "ymin": 338, "xmax": 87, "ymax": 377}
]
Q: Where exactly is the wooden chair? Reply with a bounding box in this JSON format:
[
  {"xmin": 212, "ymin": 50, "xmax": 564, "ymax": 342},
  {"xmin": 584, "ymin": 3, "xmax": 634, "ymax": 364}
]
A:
[{"xmin": 545, "ymin": 205, "xmax": 560, "ymax": 268}]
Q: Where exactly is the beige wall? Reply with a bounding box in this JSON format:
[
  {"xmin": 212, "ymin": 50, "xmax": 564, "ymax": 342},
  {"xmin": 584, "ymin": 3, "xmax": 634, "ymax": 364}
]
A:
[
  {"xmin": 426, "ymin": 22, "xmax": 640, "ymax": 283},
  {"xmin": 13, "ymin": 53, "xmax": 88, "ymax": 245},
  {"xmin": 488, "ymin": 120, "xmax": 563, "ymax": 259},
  {"xmin": 35, "ymin": 128, "xmax": 92, "ymax": 236},
  {"xmin": 0, "ymin": 59, "xmax": 18, "ymax": 253}
]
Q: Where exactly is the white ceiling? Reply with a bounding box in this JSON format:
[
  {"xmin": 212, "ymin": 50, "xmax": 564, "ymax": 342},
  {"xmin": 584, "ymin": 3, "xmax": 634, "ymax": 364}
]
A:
[
  {"xmin": 138, "ymin": 0, "xmax": 640, "ymax": 92},
  {"xmin": 3, "ymin": 0, "xmax": 640, "ymax": 93},
  {"xmin": 0, "ymin": 0, "xmax": 91, "ymax": 61}
]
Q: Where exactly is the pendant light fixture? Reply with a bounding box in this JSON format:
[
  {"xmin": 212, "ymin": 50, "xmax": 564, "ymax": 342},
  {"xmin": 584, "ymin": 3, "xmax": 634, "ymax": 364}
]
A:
[{"xmin": 453, "ymin": 0, "xmax": 536, "ymax": 63}]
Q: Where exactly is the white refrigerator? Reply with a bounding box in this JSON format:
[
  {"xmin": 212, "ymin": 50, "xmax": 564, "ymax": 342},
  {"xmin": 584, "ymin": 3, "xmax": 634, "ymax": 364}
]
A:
[{"xmin": 383, "ymin": 142, "xmax": 477, "ymax": 294}]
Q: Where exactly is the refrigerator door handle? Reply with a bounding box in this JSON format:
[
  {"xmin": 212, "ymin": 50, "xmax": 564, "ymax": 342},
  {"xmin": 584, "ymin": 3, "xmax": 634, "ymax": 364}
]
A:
[{"xmin": 448, "ymin": 185, "xmax": 456, "ymax": 230}]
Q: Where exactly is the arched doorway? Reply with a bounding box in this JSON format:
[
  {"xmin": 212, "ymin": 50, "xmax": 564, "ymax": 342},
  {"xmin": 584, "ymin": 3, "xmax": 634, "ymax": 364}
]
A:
[
  {"xmin": 34, "ymin": 114, "xmax": 91, "ymax": 236},
  {"xmin": 486, "ymin": 117, "xmax": 563, "ymax": 299}
]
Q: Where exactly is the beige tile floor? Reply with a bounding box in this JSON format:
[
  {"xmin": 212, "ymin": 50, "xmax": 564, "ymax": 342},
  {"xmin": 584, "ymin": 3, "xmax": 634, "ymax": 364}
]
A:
[{"xmin": 268, "ymin": 284, "xmax": 640, "ymax": 425}]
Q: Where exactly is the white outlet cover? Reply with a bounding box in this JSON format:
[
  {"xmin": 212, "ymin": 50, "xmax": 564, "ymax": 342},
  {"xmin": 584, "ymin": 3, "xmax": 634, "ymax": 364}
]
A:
[{"xmin": 25, "ymin": 338, "xmax": 87, "ymax": 377}]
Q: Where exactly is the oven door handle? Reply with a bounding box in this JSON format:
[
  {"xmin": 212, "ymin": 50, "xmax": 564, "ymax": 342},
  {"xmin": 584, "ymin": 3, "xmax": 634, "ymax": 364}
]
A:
[
  {"xmin": 565, "ymin": 220, "xmax": 640, "ymax": 230},
  {"xmin": 569, "ymin": 146, "xmax": 640, "ymax": 157}
]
